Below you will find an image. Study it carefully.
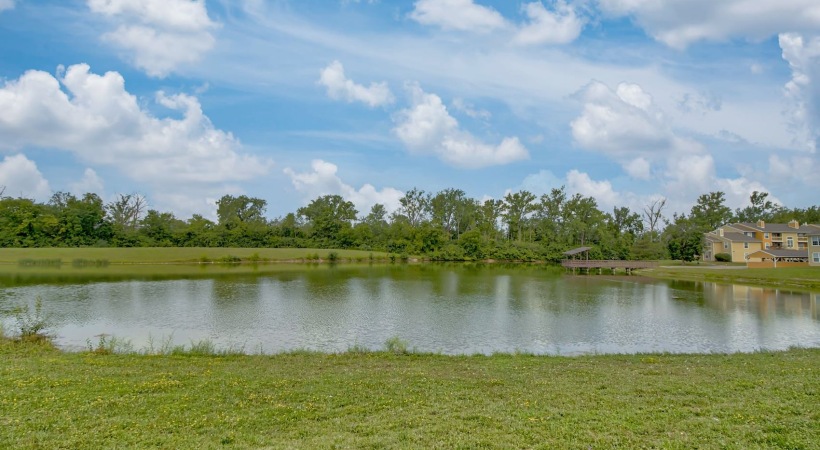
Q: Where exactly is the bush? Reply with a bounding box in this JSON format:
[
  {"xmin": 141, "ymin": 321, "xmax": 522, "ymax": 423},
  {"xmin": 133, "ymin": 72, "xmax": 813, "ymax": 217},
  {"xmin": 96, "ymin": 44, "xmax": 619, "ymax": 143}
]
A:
[{"xmin": 715, "ymin": 253, "xmax": 731, "ymax": 262}]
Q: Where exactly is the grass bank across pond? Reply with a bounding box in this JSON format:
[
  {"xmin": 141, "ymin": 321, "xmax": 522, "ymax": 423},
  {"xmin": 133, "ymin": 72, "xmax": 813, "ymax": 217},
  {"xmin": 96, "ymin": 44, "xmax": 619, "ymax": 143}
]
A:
[
  {"xmin": 0, "ymin": 247, "xmax": 392, "ymax": 264},
  {"xmin": 642, "ymin": 266, "xmax": 820, "ymax": 291},
  {"xmin": 1, "ymin": 340, "xmax": 817, "ymax": 449}
]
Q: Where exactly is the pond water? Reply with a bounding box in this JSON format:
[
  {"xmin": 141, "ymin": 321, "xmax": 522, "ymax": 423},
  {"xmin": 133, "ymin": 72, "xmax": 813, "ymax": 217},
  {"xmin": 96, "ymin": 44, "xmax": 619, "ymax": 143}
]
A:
[{"xmin": 1, "ymin": 264, "xmax": 818, "ymax": 355}]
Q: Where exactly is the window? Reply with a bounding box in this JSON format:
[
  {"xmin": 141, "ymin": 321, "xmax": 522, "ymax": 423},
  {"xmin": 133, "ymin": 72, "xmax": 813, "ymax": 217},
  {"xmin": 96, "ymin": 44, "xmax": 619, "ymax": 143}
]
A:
[
  {"xmin": 744, "ymin": 242, "xmax": 749, "ymax": 249},
  {"xmin": 724, "ymin": 243, "xmax": 729, "ymax": 249},
  {"xmin": 814, "ymin": 252, "xmax": 820, "ymax": 263},
  {"xmin": 787, "ymin": 237, "xmax": 794, "ymax": 248},
  {"xmin": 764, "ymin": 233, "xmax": 769, "ymax": 239},
  {"xmin": 812, "ymin": 236, "xmax": 820, "ymax": 246},
  {"xmin": 765, "ymin": 243, "xmax": 771, "ymax": 249}
]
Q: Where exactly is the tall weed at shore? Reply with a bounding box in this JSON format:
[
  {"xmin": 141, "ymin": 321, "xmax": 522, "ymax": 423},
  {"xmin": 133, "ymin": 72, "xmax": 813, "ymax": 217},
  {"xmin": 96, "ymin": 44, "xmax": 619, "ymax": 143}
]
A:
[{"xmin": 11, "ymin": 297, "xmax": 52, "ymax": 342}]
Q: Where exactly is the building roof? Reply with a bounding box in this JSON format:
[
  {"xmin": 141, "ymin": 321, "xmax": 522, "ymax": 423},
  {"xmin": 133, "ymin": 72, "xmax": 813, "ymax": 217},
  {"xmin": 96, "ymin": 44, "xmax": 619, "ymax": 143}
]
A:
[
  {"xmin": 748, "ymin": 249, "xmax": 809, "ymax": 259},
  {"xmin": 704, "ymin": 234, "xmax": 724, "ymax": 244},
  {"xmin": 737, "ymin": 222, "xmax": 818, "ymax": 233},
  {"xmin": 723, "ymin": 232, "xmax": 760, "ymax": 243},
  {"xmin": 563, "ymin": 247, "xmax": 592, "ymax": 256}
]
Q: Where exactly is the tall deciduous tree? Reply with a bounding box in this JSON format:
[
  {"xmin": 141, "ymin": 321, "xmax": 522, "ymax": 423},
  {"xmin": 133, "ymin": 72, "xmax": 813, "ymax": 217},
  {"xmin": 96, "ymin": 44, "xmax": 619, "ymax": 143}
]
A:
[
  {"xmin": 690, "ymin": 191, "xmax": 732, "ymax": 232},
  {"xmin": 216, "ymin": 195, "xmax": 267, "ymax": 228},
  {"xmin": 642, "ymin": 197, "xmax": 666, "ymax": 242},
  {"xmin": 107, "ymin": 193, "xmax": 147, "ymax": 233},
  {"xmin": 664, "ymin": 213, "xmax": 703, "ymax": 262},
  {"xmin": 396, "ymin": 188, "xmax": 431, "ymax": 227},
  {"xmin": 502, "ymin": 190, "xmax": 536, "ymax": 241},
  {"xmin": 734, "ymin": 191, "xmax": 779, "ymax": 223},
  {"xmin": 297, "ymin": 195, "xmax": 357, "ymax": 245}
]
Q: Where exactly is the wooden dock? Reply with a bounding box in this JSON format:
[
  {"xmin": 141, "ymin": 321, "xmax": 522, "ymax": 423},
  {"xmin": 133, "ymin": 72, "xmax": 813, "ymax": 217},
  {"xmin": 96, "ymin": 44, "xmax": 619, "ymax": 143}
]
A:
[{"xmin": 561, "ymin": 260, "xmax": 658, "ymax": 274}]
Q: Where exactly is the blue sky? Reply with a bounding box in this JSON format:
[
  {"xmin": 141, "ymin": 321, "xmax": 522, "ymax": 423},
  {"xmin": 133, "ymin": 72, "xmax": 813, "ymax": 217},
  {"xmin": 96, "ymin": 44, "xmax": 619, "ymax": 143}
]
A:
[{"xmin": 0, "ymin": 0, "xmax": 818, "ymax": 220}]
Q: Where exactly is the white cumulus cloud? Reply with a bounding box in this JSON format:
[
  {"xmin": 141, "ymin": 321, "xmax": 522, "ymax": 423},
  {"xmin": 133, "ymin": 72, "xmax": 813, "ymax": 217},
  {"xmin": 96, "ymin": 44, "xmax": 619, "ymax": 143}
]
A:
[
  {"xmin": 598, "ymin": 0, "xmax": 820, "ymax": 49},
  {"xmin": 571, "ymin": 81, "xmax": 701, "ymax": 164},
  {"xmin": 566, "ymin": 170, "xmax": 620, "ymax": 209},
  {"xmin": 318, "ymin": 61, "xmax": 394, "ymax": 107},
  {"xmin": 394, "ymin": 84, "xmax": 529, "ymax": 168},
  {"xmin": 0, "ymin": 154, "xmax": 52, "ymax": 200},
  {"xmin": 514, "ymin": 1, "xmax": 584, "ymax": 45},
  {"xmin": 284, "ymin": 159, "xmax": 404, "ymax": 214},
  {"xmin": 70, "ymin": 168, "xmax": 105, "ymax": 197},
  {"xmin": 0, "ymin": 64, "xmax": 272, "ymax": 215},
  {"xmin": 779, "ymin": 32, "xmax": 820, "ymax": 152},
  {"xmin": 87, "ymin": 0, "xmax": 217, "ymax": 77},
  {"xmin": 410, "ymin": 0, "xmax": 507, "ymax": 33},
  {"xmin": 623, "ymin": 157, "xmax": 651, "ymax": 180}
]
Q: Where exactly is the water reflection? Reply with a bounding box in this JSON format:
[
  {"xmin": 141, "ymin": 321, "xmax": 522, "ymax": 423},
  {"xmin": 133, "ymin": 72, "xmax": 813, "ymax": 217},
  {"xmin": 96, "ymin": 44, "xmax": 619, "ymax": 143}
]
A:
[{"xmin": 0, "ymin": 264, "xmax": 817, "ymax": 355}]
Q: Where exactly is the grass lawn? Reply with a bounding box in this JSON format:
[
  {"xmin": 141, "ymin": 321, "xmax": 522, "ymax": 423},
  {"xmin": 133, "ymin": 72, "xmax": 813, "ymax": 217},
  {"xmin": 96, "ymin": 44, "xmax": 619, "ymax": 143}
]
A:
[
  {"xmin": 0, "ymin": 247, "xmax": 391, "ymax": 264},
  {"xmin": 1, "ymin": 340, "xmax": 817, "ymax": 449},
  {"xmin": 642, "ymin": 266, "xmax": 820, "ymax": 291}
]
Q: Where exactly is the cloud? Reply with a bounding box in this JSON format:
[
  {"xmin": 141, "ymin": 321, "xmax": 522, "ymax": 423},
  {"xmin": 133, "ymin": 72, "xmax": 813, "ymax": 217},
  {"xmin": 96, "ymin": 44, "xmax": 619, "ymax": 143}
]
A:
[
  {"xmin": 514, "ymin": 1, "xmax": 584, "ymax": 45},
  {"xmin": 318, "ymin": 61, "xmax": 394, "ymax": 107},
  {"xmin": 566, "ymin": 169, "xmax": 620, "ymax": 209},
  {"xmin": 0, "ymin": 154, "xmax": 52, "ymax": 200},
  {"xmin": 598, "ymin": 0, "xmax": 820, "ymax": 49},
  {"xmin": 769, "ymin": 154, "xmax": 820, "ymax": 187},
  {"xmin": 0, "ymin": 0, "xmax": 14, "ymax": 13},
  {"xmin": 623, "ymin": 157, "xmax": 651, "ymax": 180},
  {"xmin": 284, "ymin": 159, "xmax": 404, "ymax": 214},
  {"xmin": 393, "ymin": 84, "xmax": 529, "ymax": 168},
  {"xmin": 69, "ymin": 168, "xmax": 105, "ymax": 196},
  {"xmin": 452, "ymin": 98, "xmax": 491, "ymax": 120},
  {"xmin": 0, "ymin": 64, "xmax": 272, "ymax": 209},
  {"xmin": 571, "ymin": 81, "xmax": 701, "ymax": 159},
  {"xmin": 779, "ymin": 33, "xmax": 820, "ymax": 152},
  {"xmin": 87, "ymin": 0, "xmax": 217, "ymax": 77},
  {"xmin": 409, "ymin": 0, "xmax": 506, "ymax": 33}
]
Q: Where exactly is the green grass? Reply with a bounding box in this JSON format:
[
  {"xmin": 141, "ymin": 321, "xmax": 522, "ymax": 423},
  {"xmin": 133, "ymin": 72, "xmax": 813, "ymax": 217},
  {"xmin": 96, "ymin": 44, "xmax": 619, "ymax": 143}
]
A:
[
  {"xmin": 0, "ymin": 247, "xmax": 391, "ymax": 264},
  {"xmin": 643, "ymin": 266, "xmax": 820, "ymax": 291},
  {"xmin": 0, "ymin": 340, "xmax": 817, "ymax": 449}
]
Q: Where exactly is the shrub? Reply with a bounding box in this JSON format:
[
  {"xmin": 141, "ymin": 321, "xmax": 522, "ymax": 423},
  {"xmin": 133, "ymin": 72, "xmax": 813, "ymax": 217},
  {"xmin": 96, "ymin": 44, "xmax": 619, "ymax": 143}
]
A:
[
  {"xmin": 715, "ymin": 253, "xmax": 731, "ymax": 262},
  {"xmin": 327, "ymin": 252, "xmax": 339, "ymax": 262},
  {"xmin": 72, "ymin": 259, "xmax": 110, "ymax": 268},
  {"xmin": 18, "ymin": 259, "xmax": 62, "ymax": 267},
  {"xmin": 218, "ymin": 255, "xmax": 242, "ymax": 264}
]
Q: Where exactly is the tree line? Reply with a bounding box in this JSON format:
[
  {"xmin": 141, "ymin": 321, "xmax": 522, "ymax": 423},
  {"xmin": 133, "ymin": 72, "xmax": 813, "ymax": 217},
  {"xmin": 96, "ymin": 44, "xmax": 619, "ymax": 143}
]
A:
[{"xmin": 0, "ymin": 186, "xmax": 817, "ymax": 262}]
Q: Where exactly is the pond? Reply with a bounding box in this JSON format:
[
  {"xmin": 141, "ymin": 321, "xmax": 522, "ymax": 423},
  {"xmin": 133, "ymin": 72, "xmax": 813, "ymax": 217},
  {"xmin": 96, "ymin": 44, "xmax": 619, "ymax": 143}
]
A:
[{"xmin": 1, "ymin": 264, "xmax": 818, "ymax": 355}]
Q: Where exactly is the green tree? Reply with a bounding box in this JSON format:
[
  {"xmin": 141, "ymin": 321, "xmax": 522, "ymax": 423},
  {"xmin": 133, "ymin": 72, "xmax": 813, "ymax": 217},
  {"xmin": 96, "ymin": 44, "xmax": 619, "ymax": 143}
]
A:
[
  {"xmin": 502, "ymin": 190, "xmax": 537, "ymax": 241},
  {"xmin": 734, "ymin": 191, "xmax": 779, "ymax": 223},
  {"xmin": 140, "ymin": 210, "xmax": 184, "ymax": 246},
  {"xmin": 298, "ymin": 195, "xmax": 358, "ymax": 246},
  {"xmin": 477, "ymin": 199, "xmax": 503, "ymax": 241},
  {"xmin": 665, "ymin": 213, "xmax": 703, "ymax": 262},
  {"xmin": 49, "ymin": 192, "xmax": 111, "ymax": 246},
  {"xmin": 689, "ymin": 191, "xmax": 732, "ymax": 232},
  {"xmin": 216, "ymin": 195, "xmax": 267, "ymax": 228},
  {"xmin": 395, "ymin": 188, "xmax": 431, "ymax": 227}
]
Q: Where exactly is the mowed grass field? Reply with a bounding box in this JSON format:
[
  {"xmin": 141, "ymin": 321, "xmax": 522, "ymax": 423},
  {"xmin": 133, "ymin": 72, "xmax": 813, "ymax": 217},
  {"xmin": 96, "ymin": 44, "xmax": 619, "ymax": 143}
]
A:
[
  {"xmin": 643, "ymin": 266, "xmax": 820, "ymax": 291},
  {"xmin": 1, "ymin": 340, "xmax": 817, "ymax": 449},
  {"xmin": 0, "ymin": 247, "xmax": 390, "ymax": 264}
]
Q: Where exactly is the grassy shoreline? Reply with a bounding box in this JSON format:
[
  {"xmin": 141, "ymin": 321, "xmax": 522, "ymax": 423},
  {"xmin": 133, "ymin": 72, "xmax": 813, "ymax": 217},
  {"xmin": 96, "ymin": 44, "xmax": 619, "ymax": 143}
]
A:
[
  {"xmin": 0, "ymin": 247, "xmax": 393, "ymax": 264},
  {"xmin": 1, "ymin": 340, "xmax": 817, "ymax": 449}
]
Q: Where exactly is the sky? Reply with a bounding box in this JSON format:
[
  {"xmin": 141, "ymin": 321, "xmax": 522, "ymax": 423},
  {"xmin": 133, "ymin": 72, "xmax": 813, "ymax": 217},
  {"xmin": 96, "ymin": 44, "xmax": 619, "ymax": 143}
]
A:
[{"xmin": 0, "ymin": 0, "xmax": 818, "ymax": 221}]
